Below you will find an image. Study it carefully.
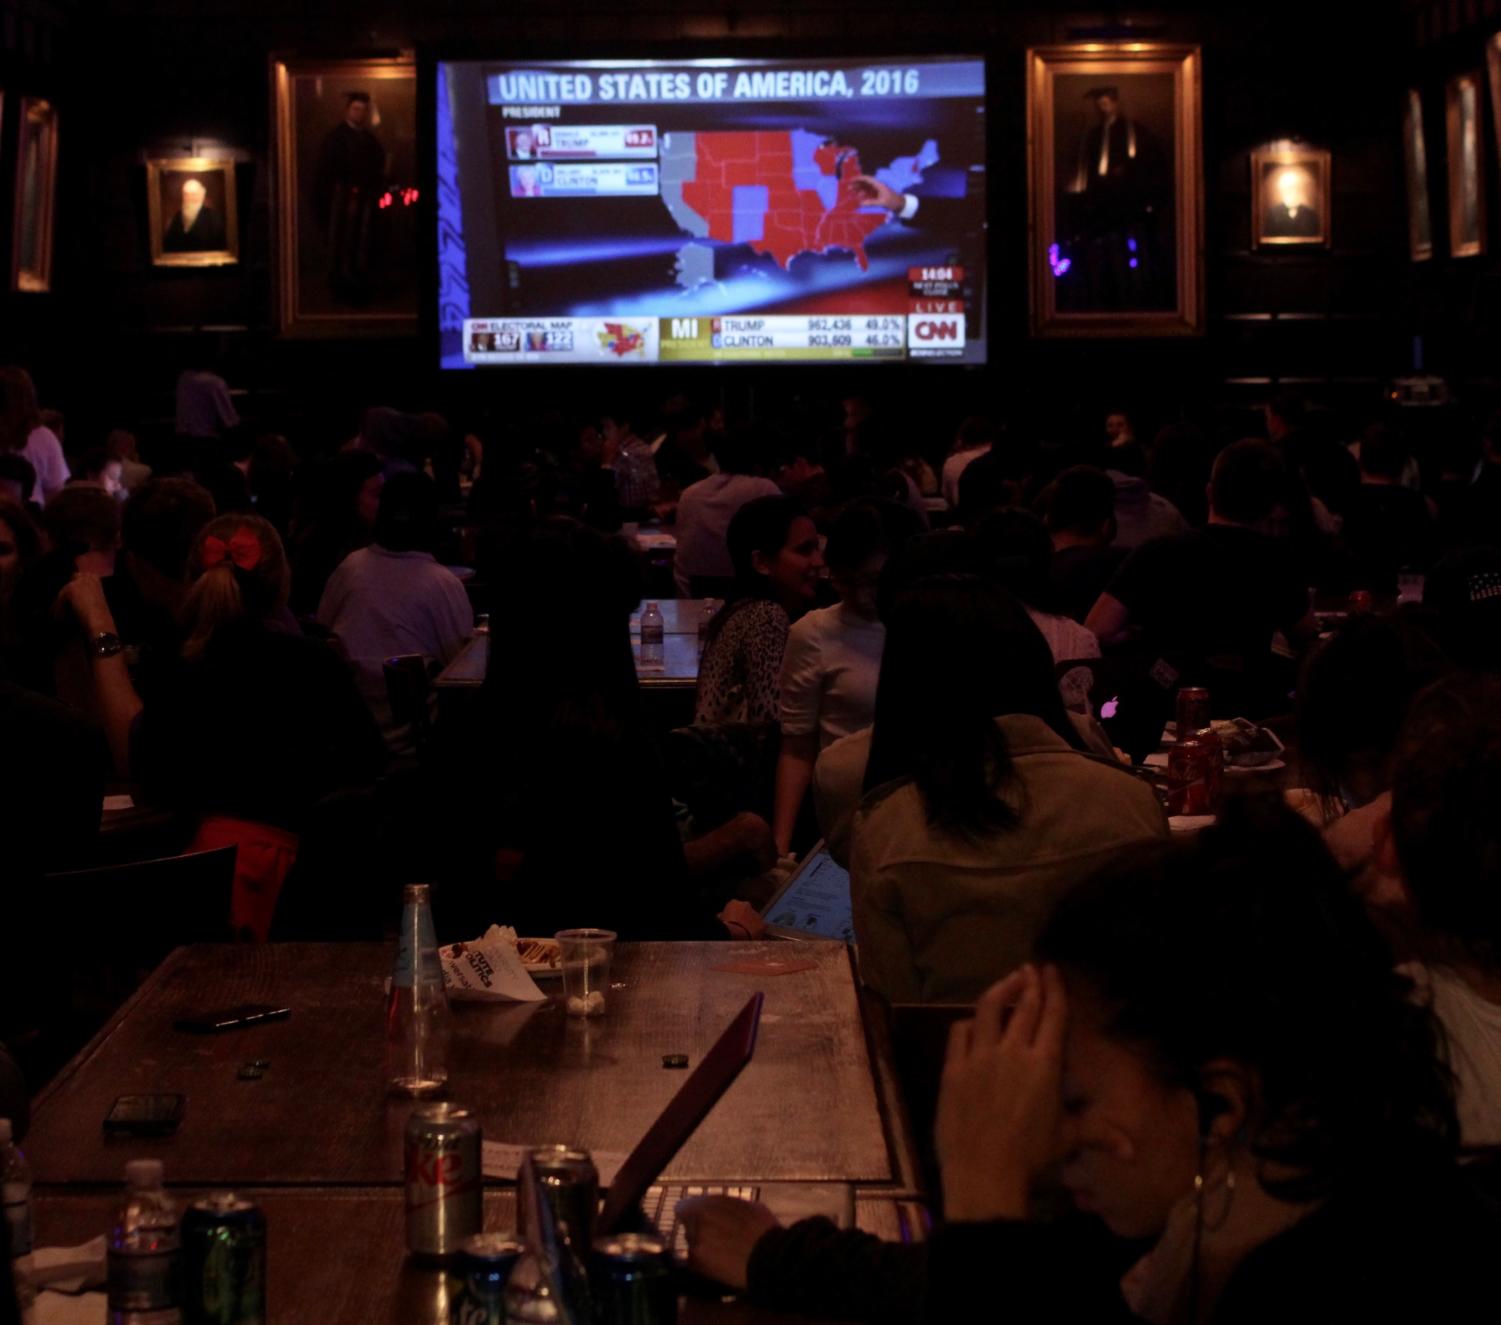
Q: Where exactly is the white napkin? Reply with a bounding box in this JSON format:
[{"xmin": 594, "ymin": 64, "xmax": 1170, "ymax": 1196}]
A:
[
  {"xmin": 439, "ymin": 925, "xmax": 546, "ymax": 1003},
  {"xmin": 28, "ymin": 1236, "xmax": 106, "ymax": 1293}
]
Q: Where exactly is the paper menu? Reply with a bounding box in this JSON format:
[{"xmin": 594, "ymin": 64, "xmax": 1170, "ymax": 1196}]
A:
[{"xmin": 439, "ymin": 925, "xmax": 547, "ymax": 1003}]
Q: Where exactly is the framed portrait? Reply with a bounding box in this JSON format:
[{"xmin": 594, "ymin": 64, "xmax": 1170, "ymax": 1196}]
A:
[
  {"xmin": 146, "ymin": 156, "xmax": 240, "ymax": 267},
  {"xmin": 272, "ymin": 54, "xmax": 419, "ymax": 336},
  {"xmin": 11, "ymin": 97, "xmax": 59, "ymax": 293},
  {"xmin": 1251, "ymin": 146, "xmax": 1329, "ymax": 249},
  {"xmin": 1402, "ymin": 89, "xmax": 1434, "ymax": 262},
  {"xmin": 1027, "ymin": 44, "xmax": 1203, "ymax": 338},
  {"xmin": 1446, "ymin": 71, "xmax": 1486, "ymax": 259},
  {"xmin": 1490, "ymin": 36, "xmax": 1501, "ymax": 183}
]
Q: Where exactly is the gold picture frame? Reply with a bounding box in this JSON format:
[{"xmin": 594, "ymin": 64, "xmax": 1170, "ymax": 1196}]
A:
[
  {"xmin": 1251, "ymin": 145, "xmax": 1330, "ymax": 249},
  {"xmin": 1488, "ymin": 36, "xmax": 1501, "ymax": 226},
  {"xmin": 11, "ymin": 97, "xmax": 59, "ymax": 293},
  {"xmin": 1027, "ymin": 44, "xmax": 1203, "ymax": 338},
  {"xmin": 146, "ymin": 156, "xmax": 240, "ymax": 268},
  {"xmin": 271, "ymin": 54, "xmax": 419, "ymax": 337},
  {"xmin": 1403, "ymin": 88, "xmax": 1434, "ymax": 263},
  {"xmin": 1446, "ymin": 71, "xmax": 1486, "ymax": 259}
]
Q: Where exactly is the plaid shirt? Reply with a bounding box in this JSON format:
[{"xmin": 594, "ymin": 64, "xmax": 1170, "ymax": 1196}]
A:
[{"xmin": 612, "ymin": 435, "xmax": 661, "ymax": 509}]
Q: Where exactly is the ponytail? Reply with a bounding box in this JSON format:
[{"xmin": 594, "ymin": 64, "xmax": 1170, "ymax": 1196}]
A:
[{"xmin": 181, "ymin": 562, "xmax": 247, "ymax": 660}]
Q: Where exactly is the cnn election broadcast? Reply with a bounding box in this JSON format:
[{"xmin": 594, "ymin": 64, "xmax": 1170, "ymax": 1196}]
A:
[{"xmin": 435, "ymin": 54, "xmax": 988, "ymax": 368}]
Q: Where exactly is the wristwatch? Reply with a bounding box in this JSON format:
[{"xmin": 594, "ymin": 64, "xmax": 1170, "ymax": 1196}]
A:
[{"xmin": 89, "ymin": 631, "xmax": 124, "ymax": 659}]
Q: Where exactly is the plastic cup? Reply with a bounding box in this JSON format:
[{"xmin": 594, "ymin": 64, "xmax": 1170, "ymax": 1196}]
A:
[{"xmin": 555, "ymin": 928, "xmax": 617, "ymax": 1017}]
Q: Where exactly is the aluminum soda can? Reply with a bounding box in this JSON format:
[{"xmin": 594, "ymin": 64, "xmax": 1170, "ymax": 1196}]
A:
[
  {"xmin": 449, "ymin": 1233, "xmax": 523, "ymax": 1325},
  {"xmin": 181, "ymin": 1192, "xmax": 266, "ymax": 1325},
  {"xmin": 405, "ymin": 1103, "xmax": 483, "ymax": 1260},
  {"xmin": 589, "ymin": 1233, "xmax": 676, "ymax": 1325},
  {"xmin": 518, "ymin": 1146, "xmax": 598, "ymax": 1263},
  {"xmin": 1175, "ymin": 686, "xmax": 1212, "ymax": 738},
  {"xmin": 1168, "ymin": 730, "xmax": 1223, "ymax": 816}
]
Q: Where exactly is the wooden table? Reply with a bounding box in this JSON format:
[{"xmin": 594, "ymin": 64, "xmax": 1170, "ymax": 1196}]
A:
[
  {"xmin": 27, "ymin": 942, "xmax": 923, "ymax": 1321},
  {"xmin": 436, "ymin": 629, "xmax": 702, "ymax": 692},
  {"xmin": 26, "ymin": 943, "xmax": 912, "ymax": 1191},
  {"xmin": 32, "ymin": 1188, "xmax": 924, "ymax": 1325}
]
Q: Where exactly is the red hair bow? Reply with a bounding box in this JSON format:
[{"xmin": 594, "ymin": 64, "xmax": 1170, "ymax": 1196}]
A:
[{"xmin": 200, "ymin": 529, "xmax": 263, "ymax": 572}]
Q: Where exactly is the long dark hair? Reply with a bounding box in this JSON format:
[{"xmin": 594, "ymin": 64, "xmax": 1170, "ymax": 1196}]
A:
[
  {"xmin": 0, "ymin": 366, "xmax": 41, "ymax": 452},
  {"xmin": 1037, "ymin": 796, "xmax": 1459, "ymax": 1203},
  {"xmin": 704, "ymin": 494, "xmax": 807, "ymax": 647},
  {"xmin": 974, "ymin": 506, "xmax": 1057, "ymax": 614},
  {"xmin": 1391, "ymin": 673, "xmax": 1501, "ymax": 972},
  {"xmin": 484, "ymin": 515, "xmax": 643, "ymax": 749},
  {"xmin": 863, "ymin": 575, "xmax": 1084, "ymax": 833},
  {"xmin": 290, "ymin": 450, "xmax": 382, "ymax": 545},
  {"xmin": 1296, "ymin": 607, "xmax": 1451, "ymax": 804},
  {"xmin": 0, "ymin": 498, "xmax": 42, "ymax": 578}
]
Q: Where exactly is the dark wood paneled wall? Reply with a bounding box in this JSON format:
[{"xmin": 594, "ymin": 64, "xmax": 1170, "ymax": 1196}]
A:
[{"xmin": 6, "ymin": 3, "xmax": 1486, "ymax": 455}]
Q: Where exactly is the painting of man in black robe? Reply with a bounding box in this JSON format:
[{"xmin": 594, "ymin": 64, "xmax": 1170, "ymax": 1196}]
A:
[
  {"xmin": 292, "ymin": 74, "xmax": 418, "ymax": 320},
  {"xmin": 312, "ymin": 92, "xmax": 387, "ymax": 301},
  {"xmin": 1052, "ymin": 76, "xmax": 1177, "ymax": 312}
]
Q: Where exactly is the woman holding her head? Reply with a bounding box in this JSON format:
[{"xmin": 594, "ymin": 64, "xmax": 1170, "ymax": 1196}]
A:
[
  {"xmin": 928, "ymin": 800, "xmax": 1493, "ymax": 1320},
  {"xmin": 694, "ymin": 495, "xmax": 823, "ymax": 727},
  {"xmin": 57, "ymin": 513, "xmax": 386, "ymax": 940},
  {"xmin": 683, "ymin": 802, "xmax": 1496, "ymax": 1321}
]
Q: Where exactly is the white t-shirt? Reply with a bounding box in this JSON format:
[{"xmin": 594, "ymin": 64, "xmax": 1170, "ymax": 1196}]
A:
[
  {"xmin": 672, "ymin": 472, "xmax": 782, "ymax": 594},
  {"xmin": 19, "ymin": 425, "xmax": 69, "ymax": 504},
  {"xmin": 316, "ymin": 545, "xmax": 474, "ymax": 751},
  {"xmin": 778, "ymin": 602, "xmax": 884, "ymax": 751},
  {"xmin": 1405, "ymin": 962, "xmax": 1501, "ymax": 1147},
  {"xmin": 1026, "ymin": 607, "xmax": 1101, "ymax": 714},
  {"xmin": 941, "ymin": 445, "xmax": 991, "ymax": 509}
]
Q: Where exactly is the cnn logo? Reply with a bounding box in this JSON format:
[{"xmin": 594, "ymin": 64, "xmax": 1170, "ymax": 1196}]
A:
[{"xmin": 908, "ymin": 315, "xmax": 965, "ymax": 348}]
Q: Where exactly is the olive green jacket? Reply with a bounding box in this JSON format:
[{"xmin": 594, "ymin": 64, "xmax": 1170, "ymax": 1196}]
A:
[{"xmin": 851, "ymin": 714, "xmax": 1168, "ymax": 1004}]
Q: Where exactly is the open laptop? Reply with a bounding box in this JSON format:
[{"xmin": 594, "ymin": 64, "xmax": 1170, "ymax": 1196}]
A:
[
  {"xmin": 575, "ymin": 991, "xmax": 855, "ymax": 1259},
  {"xmin": 759, "ymin": 841, "xmax": 854, "ymax": 943},
  {"xmin": 598, "ymin": 992, "xmax": 765, "ymax": 1233}
]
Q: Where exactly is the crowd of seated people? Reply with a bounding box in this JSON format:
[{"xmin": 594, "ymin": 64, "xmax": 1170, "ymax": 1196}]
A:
[{"xmin": 4, "ymin": 362, "xmax": 1501, "ymax": 1320}]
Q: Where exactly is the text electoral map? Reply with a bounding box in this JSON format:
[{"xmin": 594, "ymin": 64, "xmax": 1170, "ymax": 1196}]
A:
[{"xmin": 660, "ymin": 128, "xmax": 938, "ymax": 284}]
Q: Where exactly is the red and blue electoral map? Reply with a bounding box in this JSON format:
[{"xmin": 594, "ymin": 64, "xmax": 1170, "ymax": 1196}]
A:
[{"xmin": 660, "ymin": 128, "xmax": 939, "ymax": 287}]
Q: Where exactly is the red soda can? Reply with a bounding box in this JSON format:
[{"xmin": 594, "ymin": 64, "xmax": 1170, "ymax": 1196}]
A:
[
  {"xmin": 405, "ymin": 1103, "xmax": 483, "ymax": 1261},
  {"xmin": 1175, "ymin": 687, "xmax": 1212, "ymax": 738},
  {"xmin": 1168, "ymin": 733, "xmax": 1222, "ymax": 816}
]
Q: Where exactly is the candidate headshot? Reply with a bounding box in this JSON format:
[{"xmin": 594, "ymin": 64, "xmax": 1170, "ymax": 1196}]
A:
[
  {"xmin": 162, "ymin": 175, "xmax": 228, "ymax": 253},
  {"xmin": 511, "ymin": 165, "xmax": 543, "ymax": 198},
  {"xmin": 509, "ymin": 126, "xmax": 554, "ymax": 160}
]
